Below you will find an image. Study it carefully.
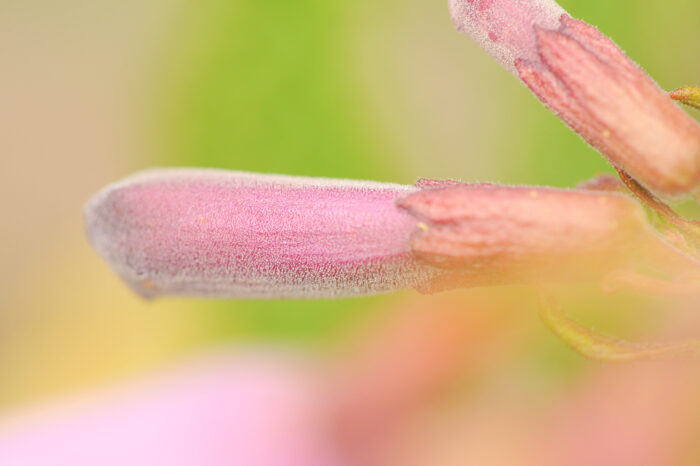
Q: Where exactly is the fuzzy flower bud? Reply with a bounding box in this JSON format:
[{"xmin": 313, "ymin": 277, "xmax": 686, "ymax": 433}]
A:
[
  {"xmin": 449, "ymin": 1, "xmax": 700, "ymax": 198},
  {"xmin": 84, "ymin": 169, "xmax": 439, "ymax": 299},
  {"xmin": 86, "ymin": 170, "xmax": 692, "ymax": 300}
]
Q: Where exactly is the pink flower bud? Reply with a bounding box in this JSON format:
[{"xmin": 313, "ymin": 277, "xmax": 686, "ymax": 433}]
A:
[
  {"xmin": 87, "ymin": 171, "xmax": 695, "ymax": 299},
  {"xmin": 84, "ymin": 169, "xmax": 438, "ymax": 299},
  {"xmin": 449, "ymin": 0, "xmax": 566, "ymax": 75},
  {"xmin": 397, "ymin": 183, "xmax": 676, "ymax": 288},
  {"xmin": 450, "ymin": 2, "xmax": 700, "ymax": 198}
]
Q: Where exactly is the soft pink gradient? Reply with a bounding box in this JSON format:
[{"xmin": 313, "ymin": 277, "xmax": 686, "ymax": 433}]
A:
[
  {"xmin": 449, "ymin": 1, "xmax": 700, "ymax": 198},
  {"xmin": 85, "ymin": 169, "xmax": 440, "ymax": 298},
  {"xmin": 0, "ymin": 351, "xmax": 343, "ymax": 466}
]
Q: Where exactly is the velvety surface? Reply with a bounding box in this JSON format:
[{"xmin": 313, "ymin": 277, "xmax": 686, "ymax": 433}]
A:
[{"xmin": 86, "ymin": 169, "xmax": 438, "ymax": 298}]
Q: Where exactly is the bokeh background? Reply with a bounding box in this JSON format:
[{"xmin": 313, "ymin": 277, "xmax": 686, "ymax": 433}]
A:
[{"xmin": 2, "ymin": 0, "xmax": 700, "ymax": 463}]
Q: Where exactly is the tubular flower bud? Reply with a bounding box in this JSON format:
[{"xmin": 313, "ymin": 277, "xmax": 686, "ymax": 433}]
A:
[
  {"xmin": 397, "ymin": 182, "xmax": 671, "ymax": 289},
  {"xmin": 449, "ymin": 1, "xmax": 700, "ymax": 198},
  {"xmin": 86, "ymin": 170, "xmax": 693, "ymax": 300},
  {"xmin": 84, "ymin": 169, "xmax": 440, "ymax": 299}
]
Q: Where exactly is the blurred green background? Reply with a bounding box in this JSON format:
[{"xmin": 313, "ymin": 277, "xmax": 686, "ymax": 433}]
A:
[{"xmin": 1, "ymin": 0, "xmax": 699, "ymax": 412}]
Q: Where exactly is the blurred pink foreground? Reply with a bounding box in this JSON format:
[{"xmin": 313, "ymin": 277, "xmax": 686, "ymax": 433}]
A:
[
  {"xmin": 0, "ymin": 352, "xmax": 342, "ymax": 466},
  {"xmin": 2, "ymin": 295, "xmax": 699, "ymax": 466}
]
